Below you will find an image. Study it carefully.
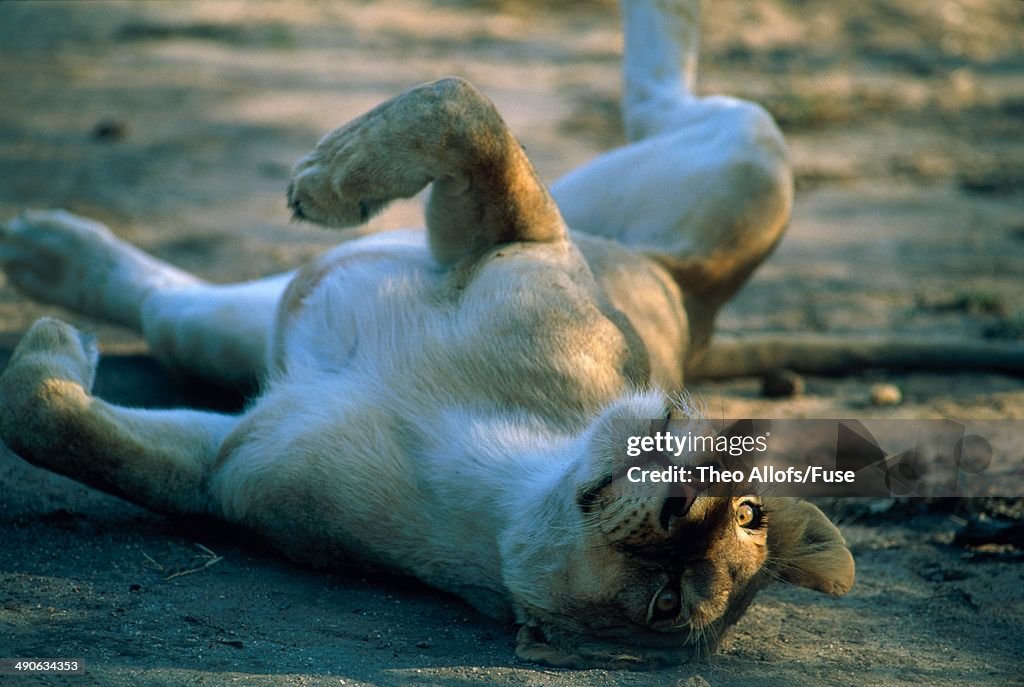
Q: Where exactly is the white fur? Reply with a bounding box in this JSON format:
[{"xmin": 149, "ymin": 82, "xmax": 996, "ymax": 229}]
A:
[{"xmin": 0, "ymin": 1, "xmax": 850, "ymax": 668}]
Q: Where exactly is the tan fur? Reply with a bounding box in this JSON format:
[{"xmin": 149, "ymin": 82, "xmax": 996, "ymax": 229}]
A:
[{"xmin": 0, "ymin": 3, "xmax": 856, "ymax": 667}]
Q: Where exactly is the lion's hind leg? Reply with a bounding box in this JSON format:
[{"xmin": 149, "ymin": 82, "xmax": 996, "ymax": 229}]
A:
[
  {"xmin": 0, "ymin": 317, "xmax": 237, "ymax": 517},
  {"xmin": 1, "ymin": 209, "xmax": 287, "ymax": 388},
  {"xmin": 0, "ymin": 210, "xmax": 199, "ymax": 330}
]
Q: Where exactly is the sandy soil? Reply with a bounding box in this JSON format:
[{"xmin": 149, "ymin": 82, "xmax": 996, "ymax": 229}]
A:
[{"xmin": 1, "ymin": 1, "xmax": 1022, "ymax": 685}]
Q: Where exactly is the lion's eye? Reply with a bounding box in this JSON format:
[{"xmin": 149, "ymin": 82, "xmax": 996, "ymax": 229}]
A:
[
  {"xmin": 653, "ymin": 588, "xmax": 680, "ymax": 617},
  {"xmin": 736, "ymin": 502, "xmax": 762, "ymax": 529}
]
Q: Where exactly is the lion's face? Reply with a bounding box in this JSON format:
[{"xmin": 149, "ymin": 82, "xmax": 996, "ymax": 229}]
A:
[
  {"xmin": 509, "ymin": 394, "xmax": 855, "ymax": 669},
  {"xmin": 515, "ymin": 493, "xmax": 775, "ymax": 668}
]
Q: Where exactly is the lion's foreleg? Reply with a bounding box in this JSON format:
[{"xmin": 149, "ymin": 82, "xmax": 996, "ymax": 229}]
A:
[
  {"xmin": 552, "ymin": 0, "xmax": 793, "ymax": 360},
  {"xmin": 620, "ymin": 0, "xmax": 702, "ymax": 142},
  {"xmin": 0, "ymin": 318, "xmax": 238, "ymax": 516},
  {"xmin": 287, "ymin": 77, "xmax": 567, "ymax": 266}
]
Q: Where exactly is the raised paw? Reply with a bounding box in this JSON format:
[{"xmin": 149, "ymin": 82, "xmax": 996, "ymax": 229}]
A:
[
  {"xmin": 0, "ymin": 209, "xmax": 195, "ymax": 328},
  {"xmin": 288, "ymin": 78, "xmax": 565, "ymax": 267},
  {"xmin": 287, "ymin": 77, "xmax": 502, "ymax": 228}
]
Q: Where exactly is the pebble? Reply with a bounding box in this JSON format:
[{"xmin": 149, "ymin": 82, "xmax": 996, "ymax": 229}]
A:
[
  {"xmin": 869, "ymin": 383, "xmax": 902, "ymax": 406},
  {"xmin": 762, "ymin": 368, "xmax": 805, "ymax": 398},
  {"xmin": 92, "ymin": 118, "xmax": 128, "ymax": 142}
]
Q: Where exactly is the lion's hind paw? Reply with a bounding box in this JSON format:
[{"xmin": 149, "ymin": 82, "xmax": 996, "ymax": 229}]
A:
[{"xmin": 2, "ymin": 316, "xmax": 99, "ymax": 400}]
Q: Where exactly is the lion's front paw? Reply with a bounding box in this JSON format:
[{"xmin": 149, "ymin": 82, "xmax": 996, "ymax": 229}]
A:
[
  {"xmin": 287, "ymin": 79, "xmax": 497, "ymax": 228},
  {"xmin": 287, "ymin": 118, "xmax": 432, "ymax": 228},
  {"xmin": 287, "ymin": 158, "xmax": 394, "ymax": 229}
]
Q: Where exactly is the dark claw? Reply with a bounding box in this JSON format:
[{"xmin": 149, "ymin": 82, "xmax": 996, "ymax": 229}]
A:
[{"xmin": 286, "ymin": 182, "xmax": 304, "ymax": 221}]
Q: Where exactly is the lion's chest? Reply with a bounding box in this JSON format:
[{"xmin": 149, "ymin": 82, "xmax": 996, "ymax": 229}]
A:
[{"xmin": 277, "ymin": 237, "xmax": 636, "ymax": 424}]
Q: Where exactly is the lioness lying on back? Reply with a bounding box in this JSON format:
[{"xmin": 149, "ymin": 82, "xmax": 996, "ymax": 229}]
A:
[{"xmin": 0, "ymin": 0, "xmax": 853, "ymax": 669}]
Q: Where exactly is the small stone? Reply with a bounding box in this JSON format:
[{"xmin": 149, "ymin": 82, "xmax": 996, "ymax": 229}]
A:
[
  {"xmin": 870, "ymin": 383, "xmax": 902, "ymax": 406},
  {"xmin": 91, "ymin": 118, "xmax": 128, "ymax": 142},
  {"xmin": 762, "ymin": 368, "xmax": 805, "ymax": 398}
]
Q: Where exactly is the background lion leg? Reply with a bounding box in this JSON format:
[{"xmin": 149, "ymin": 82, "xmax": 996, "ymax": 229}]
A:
[
  {"xmin": 0, "ymin": 318, "xmax": 238, "ymax": 516},
  {"xmin": 0, "ymin": 210, "xmax": 198, "ymax": 330},
  {"xmin": 0, "ymin": 209, "xmax": 289, "ymax": 388},
  {"xmin": 139, "ymin": 275, "xmax": 289, "ymax": 388},
  {"xmin": 551, "ymin": 0, "xmax": 793, "ymax": 361}
]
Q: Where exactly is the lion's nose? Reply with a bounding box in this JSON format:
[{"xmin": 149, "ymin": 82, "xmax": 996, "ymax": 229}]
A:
[{"xmin": 658, "ymin": 482, "xmax": 697, "ymax": 529}]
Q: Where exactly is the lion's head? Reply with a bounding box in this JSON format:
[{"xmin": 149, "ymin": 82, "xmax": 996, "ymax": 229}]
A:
[{"xmin": 501, "ymin": 392, "xmax": 854, "ymax": 669}]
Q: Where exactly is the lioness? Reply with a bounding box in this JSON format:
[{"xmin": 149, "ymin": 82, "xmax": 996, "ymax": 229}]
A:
[{"xmin": 0, "ymin": 0, "xmax": 854, "ymax": 669}]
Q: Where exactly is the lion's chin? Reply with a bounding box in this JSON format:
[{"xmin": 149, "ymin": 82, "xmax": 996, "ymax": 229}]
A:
[{"xmin": 514, "ymin": 623, "xmax": 706, "ymax": 670}]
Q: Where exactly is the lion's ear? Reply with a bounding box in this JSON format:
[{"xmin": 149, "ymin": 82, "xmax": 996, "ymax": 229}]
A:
[{"xmin": 767, "ymin": 499, "xmax": 855, "ymax": 596}]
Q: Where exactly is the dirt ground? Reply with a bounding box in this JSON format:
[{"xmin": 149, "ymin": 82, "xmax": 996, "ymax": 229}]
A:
[{"xmin": 1, "ymin": 1, "xmax": 1023, "ymax": 685}]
